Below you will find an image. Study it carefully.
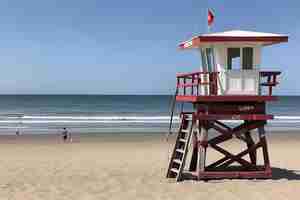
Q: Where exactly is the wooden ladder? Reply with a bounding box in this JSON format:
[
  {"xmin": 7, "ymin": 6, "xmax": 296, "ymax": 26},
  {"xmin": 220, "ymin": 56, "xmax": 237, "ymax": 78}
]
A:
[{"xmin": 166, "ymin": 113, "xmax": 194, "ymax": 181}]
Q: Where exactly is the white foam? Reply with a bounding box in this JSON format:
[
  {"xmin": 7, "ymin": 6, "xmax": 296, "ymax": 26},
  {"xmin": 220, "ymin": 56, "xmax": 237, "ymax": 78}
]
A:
[
  {"xmin": 0, "ymin": 115, "xmax": 300, "ymax": 124},
  {"xmin": 0, "ymin": 120, "xmax": 179, "ymax": 124},
  {"xmin": 20, "ymin": 115, "xmax": 300, "ymax": 121},
  {"xmin": 0, "ymin": 126, "xmax": 27, "ymax": 129},
  {"xmin": 274, "ymin": 116, "xmax": 300, "ymax": 120},
  {"xmin": 22, "ymin": 116, "xmax": 179, "ymax": 120}
]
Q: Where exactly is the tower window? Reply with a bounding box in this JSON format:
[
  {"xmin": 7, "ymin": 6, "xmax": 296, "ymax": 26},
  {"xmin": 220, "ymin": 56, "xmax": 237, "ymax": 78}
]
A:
[
  {"xmin": 227, "ymin": 48, "xmax": 240, "ymax": 70},
  {"xmin": 227, "ymin": 47, "xmax": 254, "ymax": 70}
]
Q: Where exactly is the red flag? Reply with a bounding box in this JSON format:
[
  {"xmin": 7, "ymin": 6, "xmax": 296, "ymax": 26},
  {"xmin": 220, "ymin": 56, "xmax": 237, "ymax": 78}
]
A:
[{"xmin": 208, "ymin": 9, "xmax": 214, "ymax": 26}]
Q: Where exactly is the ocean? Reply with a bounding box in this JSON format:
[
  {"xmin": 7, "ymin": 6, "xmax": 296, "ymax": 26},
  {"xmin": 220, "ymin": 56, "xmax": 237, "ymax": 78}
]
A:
[{"xmin": 0, "ymin": 95, "xmax": 299, "ymax": 135}]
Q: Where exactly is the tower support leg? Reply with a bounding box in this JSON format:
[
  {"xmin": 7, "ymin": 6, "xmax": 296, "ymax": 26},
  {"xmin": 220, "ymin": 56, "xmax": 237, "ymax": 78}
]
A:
[
  {"xmin": 245, "ymin": 131, "xmax": 257, "ymax": 165},
  {"xmin": 189, "ymin": 129, "xmax": 198, "ymax": 171},
  {"xmin": 258, "ymin": 125, "xmax": 271, "ymax": 172},
  {"xmin": 197, "ymin": 121, "xmax": 208, "ymax": 180}
]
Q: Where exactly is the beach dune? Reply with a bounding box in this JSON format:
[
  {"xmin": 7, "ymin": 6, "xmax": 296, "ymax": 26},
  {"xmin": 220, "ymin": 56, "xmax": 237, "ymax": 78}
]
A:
[{"xmin": 0, "ymin": 133, "xmax": 299, "ymax": 200}]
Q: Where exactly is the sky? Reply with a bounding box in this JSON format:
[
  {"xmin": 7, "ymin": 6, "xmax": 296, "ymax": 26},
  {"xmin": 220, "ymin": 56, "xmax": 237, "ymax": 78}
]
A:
[{"xmin": 0, "ymin": 0, "xmax": 298, "ymax": 95}]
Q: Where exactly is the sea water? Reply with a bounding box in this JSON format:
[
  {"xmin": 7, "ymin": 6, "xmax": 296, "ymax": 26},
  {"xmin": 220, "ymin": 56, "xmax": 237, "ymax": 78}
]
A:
[{"xmin": 0, "ymin": 95, "xmax": 299, "ymax": 135}]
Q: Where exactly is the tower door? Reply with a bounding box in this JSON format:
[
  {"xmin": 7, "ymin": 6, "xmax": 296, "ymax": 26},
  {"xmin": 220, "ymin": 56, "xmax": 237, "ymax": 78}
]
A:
[{"xmin": 242, "ymin": 47, "xmax": 254, "ymax": 70}]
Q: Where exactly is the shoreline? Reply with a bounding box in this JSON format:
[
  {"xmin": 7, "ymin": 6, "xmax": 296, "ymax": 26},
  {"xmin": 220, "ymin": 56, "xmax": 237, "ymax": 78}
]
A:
[{"xmin": 0, "ymin": 130, "xmax": 300, "ymax": 144}]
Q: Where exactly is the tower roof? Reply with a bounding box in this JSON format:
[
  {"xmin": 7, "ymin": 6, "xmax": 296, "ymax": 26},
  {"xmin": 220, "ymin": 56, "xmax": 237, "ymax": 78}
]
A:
[{"xmin": 179, "ymin": 30, "xmax": 288, "ymax": 49}]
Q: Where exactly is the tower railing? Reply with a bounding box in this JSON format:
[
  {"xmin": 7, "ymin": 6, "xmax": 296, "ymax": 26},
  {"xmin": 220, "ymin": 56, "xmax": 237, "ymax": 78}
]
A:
[
  {"xmin": 260, "ymin": 71, "xmax": 281, "ymax": 96},
  {"xmin": 176, "ymin": 71, "xmax": 281, "ymax": 96}
]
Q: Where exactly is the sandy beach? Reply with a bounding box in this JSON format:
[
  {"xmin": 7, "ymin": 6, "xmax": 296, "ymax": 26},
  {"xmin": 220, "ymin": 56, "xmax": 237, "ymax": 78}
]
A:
[{"xmin": 0, "ymin": 132, "xmax": 299, "ymax": 200}]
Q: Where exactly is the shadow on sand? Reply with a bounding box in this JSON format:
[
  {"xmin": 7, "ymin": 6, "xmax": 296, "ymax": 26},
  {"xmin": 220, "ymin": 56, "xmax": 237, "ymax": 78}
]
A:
[
  {"xmin": 271, "ymin": 167, "xmax": 300, "ymax": 180},
  {"xmin": 180, "ymin": 167, "xmax": 300, "ymax": 181}
]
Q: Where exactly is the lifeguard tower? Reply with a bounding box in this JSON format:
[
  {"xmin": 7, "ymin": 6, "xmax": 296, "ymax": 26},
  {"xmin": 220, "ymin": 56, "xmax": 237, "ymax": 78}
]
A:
[{"xmin": 166, "ymin": 30, "xmax": 288, "ymax": 181}]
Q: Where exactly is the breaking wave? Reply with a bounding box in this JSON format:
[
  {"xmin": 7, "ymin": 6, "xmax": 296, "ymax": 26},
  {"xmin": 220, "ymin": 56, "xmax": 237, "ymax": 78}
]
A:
[{"xmin": 0, "ymin": 115, "xmax": 300, "ymax": 124}]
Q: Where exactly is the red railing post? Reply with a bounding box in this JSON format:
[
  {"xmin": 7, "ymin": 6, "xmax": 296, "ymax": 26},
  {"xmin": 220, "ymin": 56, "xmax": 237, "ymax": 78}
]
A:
[
  {"xmin": 198, "ymin": 74, "xmax": 201, "ymax": 96},
  {"xmin": 269, "ymin": 86, "xmax": 273, "ymax": 96},
  {"xmin": 176, "ymin": 70, "xmax": 280, "ymax": 98},
  {"xmin": 267, "ymin": 75, "xmax": 271, "ymax": 95},
  {"xmin": 209, "ymin": 73, "xmax": 212, "ymax": 95},
  {"xmin": 196, "ymin": 74, "xmax": 199, "ymax": 96},
  {"xmin": 183, "ymin": 77, "xmax": 186, "ymax": 96},
  {"xmin": 191, "ymin": 75, "xmax": 194, "ymax": 95},
  {"xmin": 214, "ymin": 72, "xmax": 218, "ymax": 95},
  {"xmin": 177, "ymin": 77, "xmax": 180, "ymax": 95},
  {"xmin": 260, "ymin": 71, "xmax": 281, "ymax": 96}
]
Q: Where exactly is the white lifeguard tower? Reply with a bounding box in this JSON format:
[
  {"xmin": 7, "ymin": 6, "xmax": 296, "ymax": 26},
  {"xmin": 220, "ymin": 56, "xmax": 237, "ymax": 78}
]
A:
[
  {"xmin": 167, "ymin": 30, "xmax": 288, "ymax": 181},
  {"xmin": 178, "ymin": 30, "xmax": 288, "ymax": 96}
]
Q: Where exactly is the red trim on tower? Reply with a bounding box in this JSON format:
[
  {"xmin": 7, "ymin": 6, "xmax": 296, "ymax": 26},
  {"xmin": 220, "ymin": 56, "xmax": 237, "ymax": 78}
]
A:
[
  {"xmin": 178, "ymin": 35, "xmax": 288, "ymax": 49},
  {"xmin": 176, "ymin": 95, "xmax": 278, "ymax": 102},
  {"xmin": 178, "ymin": 43, "xmax": 185, "ymax": 49},
  {"xmin": 198, "ymin": 36, "xmax": 288, "ymax": 43}
]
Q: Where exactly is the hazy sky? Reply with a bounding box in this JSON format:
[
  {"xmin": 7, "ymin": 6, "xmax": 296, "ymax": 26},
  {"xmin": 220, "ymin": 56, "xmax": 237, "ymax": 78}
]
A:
[{"xmin": 0, "ymin": 0, "xmax": 298, "ymax": 95}]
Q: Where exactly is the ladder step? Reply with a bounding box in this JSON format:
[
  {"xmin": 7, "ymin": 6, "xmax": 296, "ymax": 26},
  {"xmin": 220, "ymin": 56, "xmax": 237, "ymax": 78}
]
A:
[
  {"xmin": 181, "ymin": 129, "xmax": 189, "ymax": 133},
  {"xmin": 176, "ymin": 149, "xmax": 185, "ymax": 154},
  {"xmin": 183, "ymin": 118, "xmax": 193, "ymax": 122},
  {"xmin": 173, "ymin": 159, "xmax": 182, "ymax": 164},
  {"xmin": 182, "ymin": 114, "xmax": 192, "ymax": 120},
  {"xmin": 186, "ymin": 116, "xmax": 193, "ymax": 121},
  {"xmin": 179, "ymin": 138, "xmax": 187, "ymax": 143},
  {"xmin": 170, "ymin": 168, "xmax": 179, "ymax": 174}
]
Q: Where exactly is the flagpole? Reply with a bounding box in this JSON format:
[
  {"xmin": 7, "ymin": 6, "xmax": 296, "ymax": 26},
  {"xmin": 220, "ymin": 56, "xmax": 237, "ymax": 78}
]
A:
[{"xmin": 207, "ymin": 8, "xmax": 217, "ymax": 72}]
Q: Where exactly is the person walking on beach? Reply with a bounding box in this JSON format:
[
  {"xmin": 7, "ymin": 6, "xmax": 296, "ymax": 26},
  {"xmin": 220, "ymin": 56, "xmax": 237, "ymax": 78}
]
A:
[
  {"xmin": 61, "ymin": 128, "xmax": 72, "ymax": 143},
  {"xmin": 62, "ymin": 128, "xmax": 68, "ymax": 142},
  {"xmin": 16, "ymin": 114, "xmax": 23, "ymax": 136}
]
